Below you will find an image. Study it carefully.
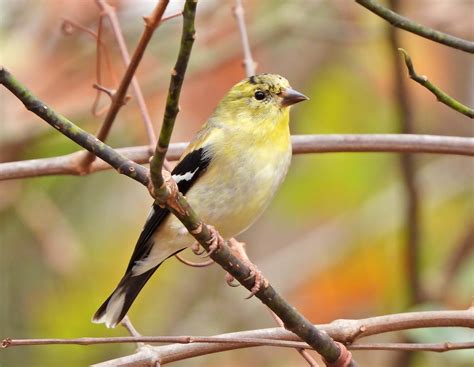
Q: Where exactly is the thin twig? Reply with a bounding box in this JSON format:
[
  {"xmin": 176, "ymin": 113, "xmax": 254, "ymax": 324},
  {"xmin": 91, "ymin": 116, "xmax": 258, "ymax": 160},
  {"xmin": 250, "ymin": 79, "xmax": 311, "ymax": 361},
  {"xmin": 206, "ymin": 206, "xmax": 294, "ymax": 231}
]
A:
[
  {"xmin": 120, "ymin": 316, "xmax": 142, "ymax": 338},
  {"xmin": 1, "ymin": 134, "xmax": 473, "ymax": 181},
  {"xmin": 79, "ymin": 0, "xmax": 170, "ymax": 170},
  {"xmin": 348, "ymin": 342, "xmax": 474, "ymax": 352},
  {"xmin": 96, "ymin": 0, "xmax": 158, "ymax": 146},
  {"xmin": 3, "ymin": 336, "xmax": 472, "ymax": 354},
  {"xmin": 120, "ymin": 316, "xmax": 144, "ymax": 348},
  {"xmin": 61, "ymin": 17, "xmax": 118, "ymax": 116},
  {"xmin": 233, "ymin": 0, "xmax": 256, "ymax": 77},
  {"xmin": 355, "ymin": 0, "xmax": 474, "ymax": 53},
  {"xmin": 149, "ymin": 0, "xmax": 196, "ymax": 198},
  {"xmin": 398, "ymin": 48, "xmax": 474, "ymax": 118},
  {"xmin": 3, "ymin": 307, "xmax": 472, "ymax": 346}
]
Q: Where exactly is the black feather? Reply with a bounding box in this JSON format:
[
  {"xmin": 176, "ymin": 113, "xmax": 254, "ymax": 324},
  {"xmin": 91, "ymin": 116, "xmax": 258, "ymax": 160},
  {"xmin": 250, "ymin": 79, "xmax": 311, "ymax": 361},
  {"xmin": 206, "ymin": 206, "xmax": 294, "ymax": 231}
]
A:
[
  {"xmin": 94, "ymin": 147, "xmax": 212, "ymax": 326},
  {"xmin": 172, "ymin": 147, "xmax": 212, "ymax": 194},
  {"xmin": 93, "ymin": 249, "xmax": 183, "ymax": 326},
  {"xmin": 124, "ymin": 147, "xmax": 212, "ymax": 273}
]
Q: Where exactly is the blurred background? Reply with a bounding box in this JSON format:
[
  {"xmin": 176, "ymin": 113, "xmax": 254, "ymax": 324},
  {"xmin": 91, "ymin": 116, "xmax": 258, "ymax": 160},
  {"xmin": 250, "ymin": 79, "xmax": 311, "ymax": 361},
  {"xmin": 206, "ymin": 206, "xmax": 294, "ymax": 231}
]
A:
[{"xmin": 0, "ymin": 0, "xmax": 472, "ymax": 366}]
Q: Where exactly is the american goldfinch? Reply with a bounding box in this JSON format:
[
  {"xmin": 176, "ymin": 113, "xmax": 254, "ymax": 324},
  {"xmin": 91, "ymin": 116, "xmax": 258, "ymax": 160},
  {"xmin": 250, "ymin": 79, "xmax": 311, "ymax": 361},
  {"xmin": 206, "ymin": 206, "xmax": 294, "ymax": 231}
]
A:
[{"xmin": 93, "ymin": 73, "xmax": 308, "ymax": 328}]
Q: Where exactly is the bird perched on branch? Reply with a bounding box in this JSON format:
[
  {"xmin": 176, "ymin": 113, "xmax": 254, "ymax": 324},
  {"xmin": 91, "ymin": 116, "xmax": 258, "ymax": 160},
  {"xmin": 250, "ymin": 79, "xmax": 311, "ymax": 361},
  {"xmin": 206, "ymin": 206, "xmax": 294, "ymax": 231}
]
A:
[{"xmin": 93, "ymin": 74, "xmax": 308, "ymax": 328}]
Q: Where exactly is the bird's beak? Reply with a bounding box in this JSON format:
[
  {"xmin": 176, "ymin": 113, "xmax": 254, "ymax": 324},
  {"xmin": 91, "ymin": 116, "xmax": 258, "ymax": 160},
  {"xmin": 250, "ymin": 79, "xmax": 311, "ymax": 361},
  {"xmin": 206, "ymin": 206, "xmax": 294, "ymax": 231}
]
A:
[{"xmin": 279, "ymin": 87, "xmax": 309, "ymax": 107}]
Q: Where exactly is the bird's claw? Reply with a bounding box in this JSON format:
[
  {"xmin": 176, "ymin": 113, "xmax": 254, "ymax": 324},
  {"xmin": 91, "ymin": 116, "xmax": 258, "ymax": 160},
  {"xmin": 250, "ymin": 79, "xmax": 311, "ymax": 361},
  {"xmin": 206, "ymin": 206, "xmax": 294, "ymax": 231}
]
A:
[
  {"xmin": 225, "ymin": 273, "xmax": 240, "ymax": 287},
  {"xmin": 224, "ymin": 238, "xmax": 268, "ymax": 298},
  {"xmin": 243, "ymin": 264, "xmax": 268, "ymax": 299},
  {"xmin": 191, "ymin": 242, "xmax": 206, "ymax": 256},
  {"xmin": 203, "ymin": 225, "xmax": 224, "ymax": 257}
]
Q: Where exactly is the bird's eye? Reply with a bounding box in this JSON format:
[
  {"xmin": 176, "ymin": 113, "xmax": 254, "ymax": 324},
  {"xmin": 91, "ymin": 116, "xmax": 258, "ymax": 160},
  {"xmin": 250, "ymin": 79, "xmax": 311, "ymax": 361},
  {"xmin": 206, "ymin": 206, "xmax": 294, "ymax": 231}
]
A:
[{"xmin": 254, "ymin": 90, "xmax": 266, "ymax": 100}]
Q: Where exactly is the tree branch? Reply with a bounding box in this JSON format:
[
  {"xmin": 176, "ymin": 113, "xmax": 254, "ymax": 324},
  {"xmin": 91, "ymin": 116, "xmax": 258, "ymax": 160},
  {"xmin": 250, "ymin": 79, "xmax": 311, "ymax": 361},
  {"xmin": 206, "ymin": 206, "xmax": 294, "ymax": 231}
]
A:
[
  {"xmin": 80, "ymin": 0, "xmax": 170, "ymax": 169},
  {"xmin": 355, "ymin": 0, "xmax": 474, "ymax": 53},
  {"xmin": 4, "ymin": 308, "xmax": 471, "ymax": 365},
  {"xmin": 398, "ymin": 48, "xmax": 474, "ymax": 118},
  {"xmin": 148, "ymin": 0, "xmax": 197, "ymax": 198},
  {"xmin": 0, "ymin": 67, "xmax": 149, "ymax": 186},
  {"xmin": 1, "ymin": 134, "xmax": 473, "ymax": 181}
]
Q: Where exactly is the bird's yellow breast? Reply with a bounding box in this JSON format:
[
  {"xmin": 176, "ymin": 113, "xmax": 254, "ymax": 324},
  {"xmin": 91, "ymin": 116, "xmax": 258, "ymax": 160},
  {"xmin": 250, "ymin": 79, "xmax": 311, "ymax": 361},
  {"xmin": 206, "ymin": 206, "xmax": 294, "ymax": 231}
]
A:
[{"xmin": 186, "ymin": 111, "xmax": 292, "ymax": 238}]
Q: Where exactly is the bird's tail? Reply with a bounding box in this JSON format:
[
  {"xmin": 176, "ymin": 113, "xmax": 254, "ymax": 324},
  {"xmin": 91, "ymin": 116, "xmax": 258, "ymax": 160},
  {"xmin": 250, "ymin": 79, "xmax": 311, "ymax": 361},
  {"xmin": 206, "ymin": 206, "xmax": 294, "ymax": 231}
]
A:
[{"xmin": 92, "ymin": 266, "xmax": 159, "ymax": 328}]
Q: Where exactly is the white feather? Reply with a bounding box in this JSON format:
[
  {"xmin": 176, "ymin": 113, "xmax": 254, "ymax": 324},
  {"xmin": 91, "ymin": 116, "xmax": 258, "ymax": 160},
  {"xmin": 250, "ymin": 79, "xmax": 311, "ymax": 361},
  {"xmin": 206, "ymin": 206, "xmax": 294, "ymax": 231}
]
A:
[
  {"xmin": 172, "ymin": 167, "xmax": 199, "ymax": 183},
  {"xmin": 92, "ymin": 291, "xmax": 126, "ymax": 328}
]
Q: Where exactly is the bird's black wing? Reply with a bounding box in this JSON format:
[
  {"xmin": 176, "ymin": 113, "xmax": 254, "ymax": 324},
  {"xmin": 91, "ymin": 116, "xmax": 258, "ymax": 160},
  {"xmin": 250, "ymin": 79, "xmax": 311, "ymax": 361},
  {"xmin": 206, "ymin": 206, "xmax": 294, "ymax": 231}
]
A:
[{"xmin": 124, "ymin": 147, "xmax": 212, "ymax": 272}]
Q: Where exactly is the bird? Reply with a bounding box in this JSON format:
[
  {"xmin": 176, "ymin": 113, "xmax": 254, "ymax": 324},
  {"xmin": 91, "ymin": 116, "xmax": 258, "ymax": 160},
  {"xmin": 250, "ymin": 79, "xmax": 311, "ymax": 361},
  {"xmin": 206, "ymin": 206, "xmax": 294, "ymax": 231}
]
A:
[{"xmin": 92, "ymin": 73, "xmax": 308, "ymax": 328}]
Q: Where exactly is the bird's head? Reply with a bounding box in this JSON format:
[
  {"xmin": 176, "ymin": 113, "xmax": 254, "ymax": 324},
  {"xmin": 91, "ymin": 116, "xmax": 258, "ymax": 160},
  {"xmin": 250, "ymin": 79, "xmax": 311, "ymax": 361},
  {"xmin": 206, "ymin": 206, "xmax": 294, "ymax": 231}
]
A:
[{"xmin": 213, "ymin": 73, "xmax": 308, "ymax": 127}]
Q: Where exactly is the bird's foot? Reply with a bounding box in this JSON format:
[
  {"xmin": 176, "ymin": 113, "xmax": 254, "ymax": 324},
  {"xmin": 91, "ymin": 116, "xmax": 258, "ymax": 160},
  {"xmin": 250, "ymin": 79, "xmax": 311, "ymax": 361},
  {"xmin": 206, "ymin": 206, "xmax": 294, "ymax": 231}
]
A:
[
  {"xmin": 226, "ymin": 238, "xmax": 269, "ymax": 298},
  {"xmin": 243, "ymin": 263, "xmax": 268, "ymax": 299},
  {"xmin": 225, "ymin": 272, "xmax": 240, "ymax": 287},
  {"xmin": 191, "ymin": 242, "xmax": 206, "ymax": 256},
  {"xmin": 204, "ymin": 225, "xmax": 225, "ymax": 257}
]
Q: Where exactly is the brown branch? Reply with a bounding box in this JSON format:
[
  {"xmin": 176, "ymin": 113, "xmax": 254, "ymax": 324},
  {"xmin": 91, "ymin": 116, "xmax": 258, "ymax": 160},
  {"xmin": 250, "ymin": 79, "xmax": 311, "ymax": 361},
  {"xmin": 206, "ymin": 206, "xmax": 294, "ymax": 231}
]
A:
[
  {"xmin": 233, "ymin": 0, "xmax": 257, "ymax": 77},
  {"xmin": 96, "ymin": 307, "xmax": 474, "ymax": 366},
  {"xmin": 61, "ymin": 17, "xmax": 119, "ymax": 117},
  {"xmin": 349, "ymin": 341, "xmax": 474, "ymax": 352},
  {"xmin": 3, "ymin": 338, "xmax": 472, "ymax": 354},
  {"xmin": 95, "ymin": 0, "xmax": 158, "ymax": 146},
  {"xmin": 120, "ymin": 316, "xmax": 144, "ymax": 348},
  {"xmin": 1, "ymin": 134, "xmax": 472, "ymax": 181},
  {"xmin": 79, "ymin": 0, "xmax": 170, "ymax": 170},
  {"xmin": 3, "ymin": 308, "xmax": 471, "ymax": 365}
]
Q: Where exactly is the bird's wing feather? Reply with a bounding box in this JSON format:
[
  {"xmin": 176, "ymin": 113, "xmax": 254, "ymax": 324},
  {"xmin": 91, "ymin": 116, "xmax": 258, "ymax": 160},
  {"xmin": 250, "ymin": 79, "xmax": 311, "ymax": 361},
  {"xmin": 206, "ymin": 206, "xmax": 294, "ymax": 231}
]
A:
[{"xmin": 124, "ymin": 147, "xmax": 212, "ymax": 272}]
